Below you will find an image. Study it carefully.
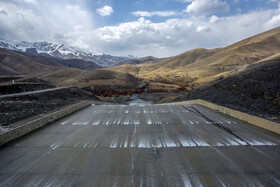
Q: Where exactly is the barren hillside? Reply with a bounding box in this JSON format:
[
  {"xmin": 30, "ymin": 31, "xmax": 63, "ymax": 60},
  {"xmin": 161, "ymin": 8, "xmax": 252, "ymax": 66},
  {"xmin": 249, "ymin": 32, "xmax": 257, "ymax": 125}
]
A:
[
  {"xmin": 170, "ymin": 54, "xmax": 280, "ymax": 122},
  {"xmin": 111, "ymin": 27, "xmax": 280, "ymax": 87},
  {"xmin": 0, "ymin": 48, "xmax": 143, "ymax": 90}
]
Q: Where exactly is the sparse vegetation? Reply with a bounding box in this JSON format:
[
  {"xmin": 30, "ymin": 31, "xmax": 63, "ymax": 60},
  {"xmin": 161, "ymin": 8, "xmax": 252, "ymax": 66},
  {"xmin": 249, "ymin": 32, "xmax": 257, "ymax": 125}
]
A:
[
  {"xmin": 110, "ymin": 27, "xmax": 280, "ymax": 90},
  {"xmin": 0, "ymin": 27, "xmax": 280, "ymax": 124}
]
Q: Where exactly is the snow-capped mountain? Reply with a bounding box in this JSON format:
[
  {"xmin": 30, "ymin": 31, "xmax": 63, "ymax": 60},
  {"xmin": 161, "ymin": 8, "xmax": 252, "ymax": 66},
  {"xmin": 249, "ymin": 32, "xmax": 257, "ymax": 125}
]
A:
[{"xmin": 0, "ymin": 38, "xmax": 136, "ymax": 67}]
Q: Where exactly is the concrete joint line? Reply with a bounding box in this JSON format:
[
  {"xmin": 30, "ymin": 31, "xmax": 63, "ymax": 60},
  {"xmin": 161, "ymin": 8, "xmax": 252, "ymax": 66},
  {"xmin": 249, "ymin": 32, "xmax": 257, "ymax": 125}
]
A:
[{"xmin": 163, "ymin": 99, "xmax": 280, "ymax": 135}]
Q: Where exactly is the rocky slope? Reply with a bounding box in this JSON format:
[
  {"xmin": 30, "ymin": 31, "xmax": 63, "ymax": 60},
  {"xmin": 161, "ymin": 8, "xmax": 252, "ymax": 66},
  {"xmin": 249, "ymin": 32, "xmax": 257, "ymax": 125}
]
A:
[
  {"xmin": 0, "ymin": 77, "xmax": 55, "ymax": 94},
  {"xmin": 0, "ymin": 87, "xmax": 98, "ymax": 126},
  {"xmin": 171, "ymin": 55, "xmax": 280, "ymax": 122}
]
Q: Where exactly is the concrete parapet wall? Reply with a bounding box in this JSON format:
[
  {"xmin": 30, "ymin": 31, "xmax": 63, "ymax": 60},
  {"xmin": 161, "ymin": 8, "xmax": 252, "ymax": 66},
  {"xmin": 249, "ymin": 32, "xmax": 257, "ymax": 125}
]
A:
[
  {"xmin": 0, "ymin": 101, "xmax": 91, "ymax": 146},
  {"xmin": 165, "ymin": 99, "xmax": 280, "ymax": 135}
]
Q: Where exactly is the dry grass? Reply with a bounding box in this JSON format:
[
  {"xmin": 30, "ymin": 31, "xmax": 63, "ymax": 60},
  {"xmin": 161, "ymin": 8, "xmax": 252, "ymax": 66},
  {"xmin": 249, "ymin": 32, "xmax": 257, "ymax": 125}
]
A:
[
  {"xmin": 110, "ymin": 27, "xmax": 280, "ymax": 87},
  {"xmin": 147, "ymin": 82, "xmax": 180, "ymax": 91},
  {"xmin": 1, "ymin": 27, "xmax": 280, "ymax": 92},
  {"xmin": 0, "ymin": 48, "xmax": 142, "ymax": 90}
]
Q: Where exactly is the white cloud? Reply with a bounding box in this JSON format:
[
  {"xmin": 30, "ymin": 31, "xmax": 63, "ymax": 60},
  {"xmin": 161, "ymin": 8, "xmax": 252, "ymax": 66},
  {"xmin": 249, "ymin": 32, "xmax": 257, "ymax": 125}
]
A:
[
  {"xmin": 0, "ymin": 1, "xmax": 279, "ymax": 57},
  {"xmin": 265, "ymin": 14, "xmax": 280, "ymax": 29},
  {"xmin": 84, "ymin": 8, "xmax": 280, "ymax": 57},
  {"xmin": 0, "ymin": 1, "xmax": 93, "ymax": 47},
  {"xmin": 0, "ymin": 8, "xmax": 7, "ymax": 15},
  {"xmin": 132, "ymin": 10, "xmax": 177, "ymax": 17},
  {"xmin": 97, "ymin": 5, "xmax": 113, "ymax": 16},
  {"xmin": 197, "ymin": 25, "xmax": 210, "ymax": 32},
  {"xmin": 24, "ymin": 0, "xmax": 37, "ymax": 4},
  {"xmin": 185, "ymin": 0, "xmax": 229, "ymax": 15},
  {"xmin": 209, "ymin": 15, "xmax": 219, "ymax": 23}
]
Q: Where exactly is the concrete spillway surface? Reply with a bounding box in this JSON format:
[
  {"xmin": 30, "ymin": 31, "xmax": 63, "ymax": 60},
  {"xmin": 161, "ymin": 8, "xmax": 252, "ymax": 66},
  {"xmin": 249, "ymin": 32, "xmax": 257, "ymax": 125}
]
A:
[{"xmin": 0, "ymin": 104, "xmax": 280, "ymax": 186}]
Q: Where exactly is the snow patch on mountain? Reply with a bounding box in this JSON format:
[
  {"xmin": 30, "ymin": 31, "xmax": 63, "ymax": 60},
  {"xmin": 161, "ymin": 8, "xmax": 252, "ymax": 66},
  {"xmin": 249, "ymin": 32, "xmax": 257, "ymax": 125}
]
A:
[{"xmin": 0, "ymin": 38, "xmax": 136, "ymax": 67}]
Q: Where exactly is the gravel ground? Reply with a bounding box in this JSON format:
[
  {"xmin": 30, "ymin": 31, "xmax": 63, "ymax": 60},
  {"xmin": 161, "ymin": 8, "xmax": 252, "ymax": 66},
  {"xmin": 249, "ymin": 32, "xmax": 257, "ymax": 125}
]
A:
[
  {"xmin": 170, "ymin": 59, "xmax": 280, "ymax": 122},
  {"xmin": 0, "ymin": 87, "xmax": 98, "ymax": 127},
  {"xmin": 0, "ymin": 78, "xmax": 55, "ymax": 94}
]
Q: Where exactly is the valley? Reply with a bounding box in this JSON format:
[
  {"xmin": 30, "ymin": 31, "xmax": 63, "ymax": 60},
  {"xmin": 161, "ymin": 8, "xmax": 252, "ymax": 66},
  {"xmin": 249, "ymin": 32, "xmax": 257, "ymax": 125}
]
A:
[
  {"xmin": 1, "ymin": 27, "xmax": 279, "ymax": 124},
  {"xmin": 1, "ymin": 0, "xmax": 280, "ymax": 186}
]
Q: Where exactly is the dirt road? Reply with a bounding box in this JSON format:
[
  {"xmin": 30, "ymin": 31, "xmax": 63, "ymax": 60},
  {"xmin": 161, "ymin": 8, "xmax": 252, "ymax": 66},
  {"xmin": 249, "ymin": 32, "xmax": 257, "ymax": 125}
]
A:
[{"xmin": 0, "ymin": 87, "xmax": 68, "ymax": 99}]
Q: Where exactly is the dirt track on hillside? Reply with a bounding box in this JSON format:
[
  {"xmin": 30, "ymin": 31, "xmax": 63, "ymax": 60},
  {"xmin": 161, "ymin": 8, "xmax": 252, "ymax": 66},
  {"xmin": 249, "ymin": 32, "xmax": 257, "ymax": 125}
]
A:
[{"xmin": 0, "ymin": 87, "xmax": 98, "ymax": 127}]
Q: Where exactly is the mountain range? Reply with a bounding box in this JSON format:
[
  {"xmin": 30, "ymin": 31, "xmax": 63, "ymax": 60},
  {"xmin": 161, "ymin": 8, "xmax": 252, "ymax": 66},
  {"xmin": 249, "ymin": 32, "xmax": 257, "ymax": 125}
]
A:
[
  {"xmin": 0, "ymin": 47, "xmax": 142, "ymax": 90},
  {"xmin": 0, "ymin": 27, "xmax": 279, "ymax": 93},
  {"xmin": 0, "ymin": 27, "xmax": 279, "ymax": 123},
  {"xmin": 0, "ymin": 38, "xmax": 136, "ymax": 67}
]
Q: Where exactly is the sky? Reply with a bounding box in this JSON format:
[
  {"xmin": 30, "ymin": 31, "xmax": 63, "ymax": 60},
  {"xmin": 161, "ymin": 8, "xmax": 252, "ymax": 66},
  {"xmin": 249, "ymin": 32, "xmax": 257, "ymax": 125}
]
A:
[{"xmin": 0, "ymin": 0, "xmax": 280, "ymax": 57}]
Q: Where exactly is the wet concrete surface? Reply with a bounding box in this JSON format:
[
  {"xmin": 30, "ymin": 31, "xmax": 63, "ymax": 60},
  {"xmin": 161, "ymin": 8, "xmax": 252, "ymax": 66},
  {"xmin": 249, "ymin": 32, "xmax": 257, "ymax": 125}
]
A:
[{"xmin": 0, "ymin": 104, "xmax": 280, "ymax": 186}]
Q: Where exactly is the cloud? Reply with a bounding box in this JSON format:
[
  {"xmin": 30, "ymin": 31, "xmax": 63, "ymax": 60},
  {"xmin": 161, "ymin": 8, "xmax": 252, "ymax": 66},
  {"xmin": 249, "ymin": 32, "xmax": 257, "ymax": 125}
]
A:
[
  {"xmin": 268, "ymin": 0, "xmax": 279, "ymax": 3},
  {"xmin": 24, "ymin": 0, "xmax": 37, "ymax": 4},
  {"xmin": 0, "ymin": 1, "xmax": 93, "ymax": 45},
  {"xmin": 265, "ymin": 14, "xmax": 280, "ymax": 29},
  {"xmin": 0, "ymin": 1, "xmax": 279, "ymax": 57},
  {"xmin": 185, "ymin": 0, "xmax": 229, "ymax": 15},
  {"xmin": 84, "ymin": 8, "xmax": 280, "ymax": 57},
  {"xmin": 0, "ymin": 9, "xmax": 7, "ymax": 15},
  {"xmin": 97, "ymin": 5, "xmax": 113, "ymax": 16},
  {"xmin": 132, "ymin": 10, "xmax": 177, "ymax": 17},
  {"xmin": 196, "ymin": 25, "xmax": 210, "ymax": 32},
  {"xmin": 209, "ymin": 15, "xmax": 219, "ymax": 23}
]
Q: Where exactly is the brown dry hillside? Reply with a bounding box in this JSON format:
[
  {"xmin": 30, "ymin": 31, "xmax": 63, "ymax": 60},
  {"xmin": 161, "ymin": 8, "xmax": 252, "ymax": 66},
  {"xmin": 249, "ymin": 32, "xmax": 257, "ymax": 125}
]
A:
[
  {"xmin": 1, "ymin": 27, "xmax": 279, "ymax": 92},
  {"xmin": 114, "ymin": 56, "xmax": 161, "ymax": 66},
  {"xmin": 111, "ymin": 27, "xmax": 280, "ymax": 86},
  {"xmin": 170, "ymin": 53, "xmax": 280, "ymax": 122},
  {"xmin": 0, "ymin": 48, "xmax": 142, "ymax": 89},
  {"xmin": 0, "ymin": 48, "xmax": 59, "ymax": 76}
]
